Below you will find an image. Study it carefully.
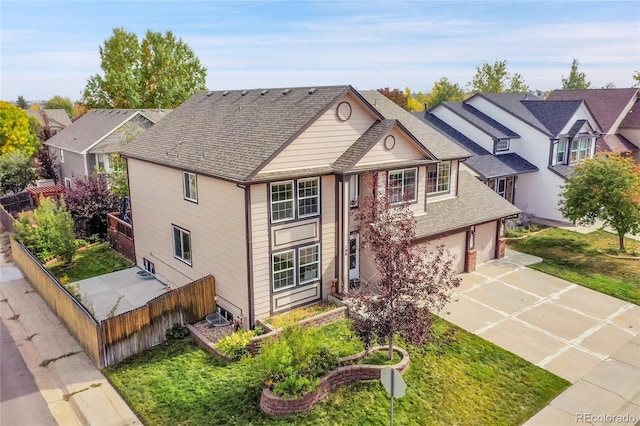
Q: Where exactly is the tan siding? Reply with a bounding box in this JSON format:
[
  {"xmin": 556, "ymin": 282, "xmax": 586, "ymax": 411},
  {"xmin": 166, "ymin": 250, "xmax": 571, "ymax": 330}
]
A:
[
  {"xmin": 356, "ymin": 128, "xmax": 425, "ymax": 166},
  {"xmin": 128, "ymin": 159, "xmax": 249, "ymax": 319},
  {"xmin": 250, "ymin": 184, "xmax": 272, "ymax": 320},
  {"xmin": 320, "ymin": 175, "xmax": 336, "ymax": 296},
  {"xmin": 258, "ymin": 93, "xmax": 377, "ymax": 173}
]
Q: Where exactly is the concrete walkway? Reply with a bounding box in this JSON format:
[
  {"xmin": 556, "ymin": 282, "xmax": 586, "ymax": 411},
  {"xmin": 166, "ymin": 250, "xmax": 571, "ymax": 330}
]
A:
[
  {"xmin": 444, "ymin": 249, "xmax": 640, "ymax": 426},
  {"xmin": 0, "ymin": 250, "xmax": 141, "ymax": 425}
]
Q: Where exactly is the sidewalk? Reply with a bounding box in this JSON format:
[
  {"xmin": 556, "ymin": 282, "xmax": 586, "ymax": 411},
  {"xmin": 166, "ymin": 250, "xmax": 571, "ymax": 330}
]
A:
[{"xmin": 0, "ymin": 237, "xmax": 141, "ymax": 426}]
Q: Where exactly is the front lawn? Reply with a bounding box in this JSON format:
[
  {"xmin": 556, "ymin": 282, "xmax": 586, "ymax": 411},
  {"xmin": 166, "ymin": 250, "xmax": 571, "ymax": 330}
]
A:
[
  {"xmin": 105, "ymin": 319, "xmax": 568, "ymax": 425},
  {"xmin": 508, "ymin": 228, "xmax": 640, "ymax": 305},
  {"xmin": 47, "ymin": 242, "xmax": 132, "ymax": 283}
]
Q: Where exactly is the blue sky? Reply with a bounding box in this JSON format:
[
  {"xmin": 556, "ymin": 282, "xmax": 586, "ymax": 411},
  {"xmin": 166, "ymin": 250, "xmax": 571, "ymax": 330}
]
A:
[{"xmin": 1, "ymin": 1, "xmax": 639, "ymax": 102}]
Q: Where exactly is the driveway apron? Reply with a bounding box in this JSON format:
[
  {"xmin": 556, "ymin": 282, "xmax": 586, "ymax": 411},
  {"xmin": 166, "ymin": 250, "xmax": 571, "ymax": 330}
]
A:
[{"xmin": 443, "ymin": 249, "xmax": 640, "ymax": 426}]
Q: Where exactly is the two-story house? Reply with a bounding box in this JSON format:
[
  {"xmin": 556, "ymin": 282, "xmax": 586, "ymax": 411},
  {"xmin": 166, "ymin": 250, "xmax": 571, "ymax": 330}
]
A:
[
  {"xmin": 547, "ymin": 88, "xmax": 640, "ymax": 163},
  {"xmin": 121, "ymin": 86, "xmax": 519, "ymax": 327},
  {"xmin": 44, "ymin": 109, "xmax": 170, "ymax": 187},
  {"xmin": 425, "ymin": 93, "xmax": 601, "ymax": 222}
]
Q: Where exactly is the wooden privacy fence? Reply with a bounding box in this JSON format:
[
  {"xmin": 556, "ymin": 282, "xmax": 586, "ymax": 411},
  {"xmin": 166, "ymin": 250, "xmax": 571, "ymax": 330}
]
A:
[
  {"xmin": 10, "ymin": 236, "xmax": 216, "ymax": 368},
  {"xmin": 100, "ymin": 275, "xmax": 216, "ymax": 367},
  {"xmin": 0, "ymin": 205, "xmax": 16, "ymax": 233}
]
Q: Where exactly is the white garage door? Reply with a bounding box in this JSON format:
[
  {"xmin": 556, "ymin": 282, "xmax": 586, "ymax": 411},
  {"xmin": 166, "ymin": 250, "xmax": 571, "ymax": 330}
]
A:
[
  {"xmin": 421, "ymin": 232, "xmax": 466, "ymax": 273},
  {"xmin": 475, "ymin": 221, "xmax": 497, "ymax": 265}
]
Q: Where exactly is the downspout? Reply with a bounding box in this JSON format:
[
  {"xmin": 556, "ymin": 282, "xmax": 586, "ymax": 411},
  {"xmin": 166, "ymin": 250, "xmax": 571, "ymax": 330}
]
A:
[{"xmin": 243, "ymin": 185, "xmax": 255, "ymax": 328}]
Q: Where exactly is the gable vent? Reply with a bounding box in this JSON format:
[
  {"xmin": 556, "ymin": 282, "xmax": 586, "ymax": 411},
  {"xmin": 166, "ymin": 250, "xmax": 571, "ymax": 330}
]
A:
[
  {"xmin": 241, "ymin": 90, "xmax": 249, "ymax": 96},
  {"xmin": 308, "ymin": 88, "xmax": 317, "ymax": 94},
  {"xmin": 282, "ymin": 89, "xmax": 291, "ymax": 95}
]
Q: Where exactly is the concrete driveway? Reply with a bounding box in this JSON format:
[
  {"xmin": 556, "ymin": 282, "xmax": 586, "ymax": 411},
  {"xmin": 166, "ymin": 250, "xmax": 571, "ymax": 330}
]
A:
[{"xmin": 444, "ymin": 249, "xmax": 640, "ymax": 425}]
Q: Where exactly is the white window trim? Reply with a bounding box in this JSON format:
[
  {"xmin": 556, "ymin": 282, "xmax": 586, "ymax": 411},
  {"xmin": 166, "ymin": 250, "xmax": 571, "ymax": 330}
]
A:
[
  {"xmin": 298, "ymin": 244, "xmax": 320, "ymax": 285},
  {"xmin": 60, "ymin": 149, "xmax": 65, "ymax": 163},
  {"xmin": 349, "ymin": 174, "xmax": 359, "ymax": 208},
  {"xmin": 172, "ymin": 225, "xmax": 192, "ymax": 266},
  {"xmin": 272, "ymin": 249, "xmax": 296, "ymax": 291},
  {"xmin": 64, "ymin": 177, "xmax": 72, "ymax": 188},
  {"xmin": 297, "ymin": 177, "xmax": 320, "ymax": 218},
  {"xmin": 555, "ymin": 139, "xmax": 567, "ymax": 165},
  {"xmin": 183, "ymin": 171, "xmax": 198, "ymax": 203},
  {"xmin": 427, "ymin": 162, "xmax": 451, "ymax": 195},
  {"xmin": 495, "ymin": 139, "xmax": 510, "ymax": 152},
  {"xmin": 496, "ymin": 177, "xmax": 506, "ymax": 198},
  {"xmin": 388, "ymin": 168, "xmax": 417, "ymax": 204},
  {"xmin": 270, "ymin": 180, "xmax": 295, "ymax": 223}
]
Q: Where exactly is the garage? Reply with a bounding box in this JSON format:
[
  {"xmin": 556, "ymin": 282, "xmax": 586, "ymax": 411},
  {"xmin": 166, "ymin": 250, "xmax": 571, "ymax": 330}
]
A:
[
  {"xmin": 420, "ymin": 232, "xmax": 466, "ymax": 273},
  {"xmin": 475, "ymin": 221, "xmax": 497, "ymax": 264}
]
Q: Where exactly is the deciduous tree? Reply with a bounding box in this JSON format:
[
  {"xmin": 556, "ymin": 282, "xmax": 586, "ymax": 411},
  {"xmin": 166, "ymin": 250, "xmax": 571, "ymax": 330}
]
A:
[
  {"xmin": 16, "ymin": 95, "xmax": 28, "ymax": 109},
  {"xmin": 44, "ymin": 95, "xmax": 74, "ymax": 118},
  {"xmin": 0, "ymin": 101, "xmax": 40, "ymax": 158},
  {"xmin": 65, "ymin": 175, "xmax": 120, "ymax": 239},
  {"xmin": 633, "ymin": 70, "xmax": 640, "ymax": 88},
  {"xmin": 377, "ymin": 88, "xmax": 408, "ymax": 111},
  {"xmin": 0, "ymin": 151, "xmax": 37, "ymax": 194},
  {"xmin": 35, "ymin": 145, "xmax": 59, "ymax": 183},
  {"xmin": 82, "ymin": 28, "xmax": 207, "ymax": 109},
  {"xmin": 348, "ymin": 180, "xmax": 460, "ymax": 359},
  {"xmin": 559, "ymin": 153, "xmax": 640, "ymax": 252},
  {"xmin": 561, "ymin": 59, "xmax": 591, "ymax": 90},
  {"xmin": 15, "ymin": 197, "xmax": 76, "ymax": 264},
  {"xmin": 468, "ymin": 59, "xmax": 529, "ymax": 93},
  {"xmin": 428, "ymin": 77, "xmax": 466, "ymax": 108}
]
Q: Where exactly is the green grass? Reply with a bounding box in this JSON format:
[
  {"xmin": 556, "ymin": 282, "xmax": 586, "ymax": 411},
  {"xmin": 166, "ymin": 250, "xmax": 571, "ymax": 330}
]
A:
[
  {"xmin": 47, "ymin": 242, "xmax": 133, "ymax": 283},
  {"xmin": 265, "ymin": 301, "xmax": 339, "ymax": 328},
  {"xmin": 507, "ymin": 228, "xmax": 640, "ymax": 305},
  {"xmin": 105, "ymin": 319, "xmax": 568, "ymax": 426}
]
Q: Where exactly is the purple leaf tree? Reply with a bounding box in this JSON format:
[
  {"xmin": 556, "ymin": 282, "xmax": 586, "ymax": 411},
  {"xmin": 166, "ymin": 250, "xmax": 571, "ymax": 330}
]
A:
[{"xmin": 64, "ymin": 174, "xmax": 119, "ymax": 239}]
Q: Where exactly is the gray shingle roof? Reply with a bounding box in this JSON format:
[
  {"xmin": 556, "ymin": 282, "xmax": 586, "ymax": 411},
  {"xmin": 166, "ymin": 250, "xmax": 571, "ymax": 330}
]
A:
[
  {"xmin": 475, "ymin": 92, "xmax": 551, "ymax": 135},
  {"xmin": 122, "ymin": 86, "xmax": 352, "ymax": 182},
  {"xmin": 26, "ymin": 109, "xmax": 72, "ymax": 128},
  {"xmin": 332, "ymin": 119, "xmax": 398, "ymax": 172},
  {"xmin": 438, "ymin": 102, "xmax": 520, "ymax": 139},
  {"xmin": 464, "ymin": 154, "xmax": 538, "ymax": 180},
  {"xmin": 522, "ymin": 100, "xmax": 583, "ymax": 137},
  {"xmin": 45, "ymin": 109, "xmax": 158, "ymax": 153},
  {"xmin": 415, "ymin": 170, "xmax": 520, "ymax": 238},
  {"xmin": 359, "ymin": 91, "xmax": 471, "ymax": 160},
  {"xmin": 547, "ymin": 88, "xmax": 639, "ymax": 133}
]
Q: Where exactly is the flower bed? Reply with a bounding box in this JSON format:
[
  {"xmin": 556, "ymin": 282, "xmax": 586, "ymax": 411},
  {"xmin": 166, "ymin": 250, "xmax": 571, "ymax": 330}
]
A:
[{"xmin": 260, "ymin": 346, "xmax": 409, "ymax": 415}]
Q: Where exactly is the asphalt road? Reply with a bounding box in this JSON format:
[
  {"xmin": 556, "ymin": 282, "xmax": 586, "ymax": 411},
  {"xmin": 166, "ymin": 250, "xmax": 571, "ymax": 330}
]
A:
[{"xmin": 0, "ymin": 317, "xmax": 56, "ymax": 426}]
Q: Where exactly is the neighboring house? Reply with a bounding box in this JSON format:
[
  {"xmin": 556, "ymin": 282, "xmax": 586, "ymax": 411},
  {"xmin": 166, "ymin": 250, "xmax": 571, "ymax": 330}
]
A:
[
  {"xmin": 121, "ymin": 86, "xmax": 519, "ymax": 327},
  {"xmin": 44, "ymin": 109, "xmax": 170, "ymax": 187},
  {"xmin": 424, "ymin": 93, "xmax": 601, "ymax": 222},
  {"xmin": 547, "ymin": 88, "xmax": 640, "ymax": 162},
  {"xmin": 26, "ymin": 109, "xmax": 72, "ymax": 135}
]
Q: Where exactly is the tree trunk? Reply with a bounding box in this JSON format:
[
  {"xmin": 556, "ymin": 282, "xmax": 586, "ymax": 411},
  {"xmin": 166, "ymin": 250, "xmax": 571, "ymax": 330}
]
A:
[
  {"xmin": 388, "ymin": 333, "xmax": 394, "ymax": 360},
  {"xmin": 619, "ymin": 234, "xmax": 626, "ymax": 252}
]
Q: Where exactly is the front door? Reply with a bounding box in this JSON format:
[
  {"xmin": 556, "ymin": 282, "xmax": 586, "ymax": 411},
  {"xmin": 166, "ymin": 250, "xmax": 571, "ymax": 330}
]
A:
[{"xmin": 349, "ymin": 233, "xmax": 360, "ymax": 281}]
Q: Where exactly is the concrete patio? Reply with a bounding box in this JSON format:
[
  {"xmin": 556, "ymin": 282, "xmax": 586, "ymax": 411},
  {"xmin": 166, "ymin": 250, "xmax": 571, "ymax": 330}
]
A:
[
  {"xmin": 73, "ymin": 267, "xmax": 170, "ymax": 321},
  {"xmin": 444, "ymin": 249, "xmax": 640, "ymax": 425}
]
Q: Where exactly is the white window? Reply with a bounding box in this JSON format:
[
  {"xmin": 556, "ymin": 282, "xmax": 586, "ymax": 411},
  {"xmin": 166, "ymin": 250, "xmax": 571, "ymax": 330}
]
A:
[
  {"xmin": 349, "ymin": 174, "xmax": 359, "ymax": 208},
  {"xmin": 172, "ymin": 225, "xmax": 192, "ymax": 265},
  {"xmin": 297, "ymin": 178, "xmax": 319, "ymax": 218},
  {"xmin": 272, "ymin": 244, "xmax": 321, "ymax": 291},
  {"xmin": 556, "ymin": 139, "xmax": 567, "ymax": 164},
  {"xmin": 273, "ymin": 250, "xmax": 295, "ymax": 291},
  {"xmin": 495, "ymin": 139, "xmax": 509, "ymax": 152},
  {"xmin": 569, "ymin": 137, "xmax": 593, "ymax": 164},
  {"xmin": 183, "ymin": 172, "xmax": 198, "ymax": 202},
  {"xmin": 388, "ymin": 168, "xmax": 417, "ymax": 203},
  {"xmin": 427, "ymin": 162, "xmax": 450, "ymax": 194},
  {"xmin": 270, "ymin": 181, "xmax": 294, "ymax": 222},
  {"xmin": 60, "ymin": 149, "xmax": 65, "ymax": 163},
  {"xmin": 299, "ymin": 244, "xmax": 320, "ymax": 284},
  {"xmin": 64, "ymin": 177, "xmax": 72, "ymax": 188},
  {"xmin": 495, "ymin": 178, "xmax": 506, "ymax": 198}
]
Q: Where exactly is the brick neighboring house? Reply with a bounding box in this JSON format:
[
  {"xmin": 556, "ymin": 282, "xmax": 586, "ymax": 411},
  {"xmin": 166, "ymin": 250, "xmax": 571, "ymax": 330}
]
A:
[
  {"xmin": 547, "ymin": 88, "xmax": 640, "ymax": 163},
  {"xmin": 44, "ymin": 109, "xmax": 171, "ymax": 187},
  {"xmin": 121, "ymin": 86, "xmax": 519, "ymax": 327},
  {"xmin": 26, "ymin": 109, "xmax": 72, "ymax": 135},
  {"xmin": 424, "ymin": 93, "xmax": 602, "ymax": 222}
]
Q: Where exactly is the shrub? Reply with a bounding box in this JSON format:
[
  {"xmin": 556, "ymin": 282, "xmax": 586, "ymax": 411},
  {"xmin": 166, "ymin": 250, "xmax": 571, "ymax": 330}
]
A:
[
  {"xmin": 215, "ymin": 329, "xmax": 256, "ymax": 359},
  {"xmin": 257, "ymin": 325, "xmax": 339, "ymax": 397},
  {"xmin": 15, "ymin": 197, "xmax": 75, "ymax": 263},
  {"xmin": 165, "ymin": 323, "xmax": 189, "ymax": 340}
]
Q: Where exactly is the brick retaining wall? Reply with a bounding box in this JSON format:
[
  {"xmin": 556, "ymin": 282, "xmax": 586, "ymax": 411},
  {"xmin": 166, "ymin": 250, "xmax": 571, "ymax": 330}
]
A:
[{"xmin": 260, "ymin": 346, "xmax": 410, "ymax": 415}]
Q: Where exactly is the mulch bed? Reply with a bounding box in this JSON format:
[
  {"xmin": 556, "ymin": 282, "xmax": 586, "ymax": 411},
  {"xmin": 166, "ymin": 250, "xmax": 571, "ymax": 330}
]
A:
[{"xmin": 191, "ymin": 320, "xmax": 234, "ymax": 344}]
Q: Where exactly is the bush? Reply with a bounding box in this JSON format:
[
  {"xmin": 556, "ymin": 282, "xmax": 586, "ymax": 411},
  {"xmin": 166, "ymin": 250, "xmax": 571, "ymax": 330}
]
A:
[
  {"xmin": 256, "ymin": 325, "xmax": 339, "ymax": 397},
  {"xmin": 15, "ymin": 197, "xmax": 75, "ymax": 263},
  {"xmin": 165, "ymin": 323, "xmax": 189, "ymax": 340},
  {"xmin": 215, "ymin": 329, "xmax": 256, "ymax": 359}
]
